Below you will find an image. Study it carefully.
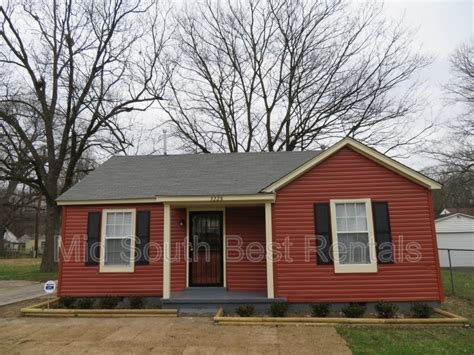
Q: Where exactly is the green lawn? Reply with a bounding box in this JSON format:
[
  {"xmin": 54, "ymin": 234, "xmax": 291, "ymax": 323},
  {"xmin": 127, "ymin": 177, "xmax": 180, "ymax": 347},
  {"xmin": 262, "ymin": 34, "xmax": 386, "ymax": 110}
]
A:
[
  {"xmin": 337, "ymin": 269, "xmax": 474, "ymax": 355},
  {"xmin": 0, "ymin": 258, "xmax": 57, "ymax": 282},
  {"xmin": 441, "ymin": 268, "xmax": 473, "ymax": 301},
  {"xmin": 338, "ymin": 326, "xmax": 473, "ymax": 355}
]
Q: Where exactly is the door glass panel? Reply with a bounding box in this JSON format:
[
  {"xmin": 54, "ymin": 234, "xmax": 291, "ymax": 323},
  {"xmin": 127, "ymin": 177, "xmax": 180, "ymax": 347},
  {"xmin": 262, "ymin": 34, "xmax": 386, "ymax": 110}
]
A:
[{"xmin": 189, "ymin": 212, "xmax": 223, "ymax": 286}]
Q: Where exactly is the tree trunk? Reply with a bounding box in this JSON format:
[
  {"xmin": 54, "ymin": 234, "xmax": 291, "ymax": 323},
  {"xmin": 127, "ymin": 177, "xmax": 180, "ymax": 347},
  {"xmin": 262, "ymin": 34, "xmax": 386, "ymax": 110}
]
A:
[
  {"xmin": 40, "ymin": 203, "xmax": 61, "ymax": 273},
  {"xmin": 0, "ymin": 226, "xmax": 5, "ymax": 257}
]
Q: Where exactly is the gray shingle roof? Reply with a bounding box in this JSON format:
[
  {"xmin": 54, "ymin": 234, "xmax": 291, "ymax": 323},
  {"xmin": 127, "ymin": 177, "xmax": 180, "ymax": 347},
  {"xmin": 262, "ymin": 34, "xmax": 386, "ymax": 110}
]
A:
[{"xmin": 57, "ymin": 150, "xmax": 321, "ymax": 202}]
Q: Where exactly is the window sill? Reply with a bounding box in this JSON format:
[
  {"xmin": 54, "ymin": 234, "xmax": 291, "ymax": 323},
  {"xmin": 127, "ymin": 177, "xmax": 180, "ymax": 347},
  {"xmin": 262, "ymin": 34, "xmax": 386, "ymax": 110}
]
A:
[
  {"xmin": 334, "ymin": 264, "xmax": 378, "ymax": 273},
  {"xmin": 99, "ymin": 265, "xmax": 134, "ymax": 273}
]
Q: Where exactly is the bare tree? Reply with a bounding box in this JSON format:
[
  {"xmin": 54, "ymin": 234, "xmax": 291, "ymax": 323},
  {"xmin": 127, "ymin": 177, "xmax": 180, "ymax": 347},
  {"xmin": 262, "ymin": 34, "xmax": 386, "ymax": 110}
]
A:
[
  {"xmin": 0, "ymin": 180, "xmax": 37, "ymax": 255},
  {"xmin": 431, "ymin": 41, "xmax": 473, "ymax": 176},
  {"xmin": 446, "ymin": 41, "xmax": 474, "ymax": 108},
  {"xmin": 429, "ymin": 168, "xmax": 473, "ymax": 213},
  {"xmin": 438, "ymin": 40, "xmax": 474, "ymax": 175},
  {"xmin": 161, "ymin": 0, "xmax": 431, "ymax": 154},
  {"xmin": 426, "ymin": 40, "xmax": 473, "ymax": 211},
  {"xmin": 0, "ymin": 0, "xmax": 169, "ymax": 271}
]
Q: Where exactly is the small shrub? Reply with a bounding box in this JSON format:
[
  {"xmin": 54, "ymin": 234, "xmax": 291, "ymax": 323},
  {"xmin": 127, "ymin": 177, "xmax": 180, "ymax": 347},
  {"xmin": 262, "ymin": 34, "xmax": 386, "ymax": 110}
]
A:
[
  {"xmin": 77, "ymin": 298, "xmax": 95, "ymax": 309},
  {"xmin": 99, "ymin": 295, "xmax": 121, "ymax": 309},
  {"xmin": 269, "ymin": 302, "xmax": 288, "ymax": 317},
  {"xmin": 341, "ymin": 303, "xmax": 366, "ymax": 318},
  {"xmin": 59, "ymin": 296, "xmax": 77, "ymax": 308},
  {"xmin": 235, "ymin": 304, "xmax": 255, "ymax": 317},
  {"xmin": 311, "ymin": 303, "xmax": 331, "ymax": 317},
  {"xmin": 375, "ymin": 301, "xmax": 398, "ymax": 318},
  {"xmin": 129, "ymin": 296, "xmax": 146, "ymax": 309},
  {"xmin": 411, "ymin": 302, "xmax": 433, "ymax": 318}
]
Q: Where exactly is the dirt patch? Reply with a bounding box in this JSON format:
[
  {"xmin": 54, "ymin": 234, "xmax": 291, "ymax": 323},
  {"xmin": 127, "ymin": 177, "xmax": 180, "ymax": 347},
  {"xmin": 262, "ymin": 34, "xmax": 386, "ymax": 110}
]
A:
[
  {"xmin": 442, "ymin": 296, "xmax": 474, "ymax": 320},
  {"xmin": 0, "ymin": 296, "xmax": 49, "ymax": 318},
  {"xmin": 0, "ymin": 315, "xmax": 351, "ymax": 354}
]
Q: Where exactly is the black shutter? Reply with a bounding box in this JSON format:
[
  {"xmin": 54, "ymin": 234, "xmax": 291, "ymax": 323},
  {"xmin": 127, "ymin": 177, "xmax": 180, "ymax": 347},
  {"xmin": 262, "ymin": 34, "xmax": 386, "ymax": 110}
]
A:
[
  {"xmin": 314, "ymin": 203, "xmax": 333, "ymax": 265},
  {"xmin": 85, "ymin": 212, "xmax": 101, "ymax": 266},
  {"xmin": 135, "ymin": 211, "xmax": 150, "ymax": 265},
  {"xmin": 372, "ymin": 202, "xmax": 394, "ymax": 263}
]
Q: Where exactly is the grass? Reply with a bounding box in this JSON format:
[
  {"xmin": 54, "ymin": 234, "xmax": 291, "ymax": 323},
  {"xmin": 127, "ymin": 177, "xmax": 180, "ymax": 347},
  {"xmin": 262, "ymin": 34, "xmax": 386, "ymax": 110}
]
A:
[
  {"xmin": 0, "ymin": 258, "xmax": 57, "ymax": 282},
  {"xmin": 337, "ymin": 269, "xmax": 474, "ymax": 355},
  {"xmin": 338, "ymin": 326, "xmax": 473, "ymax": 355},
  {"xmin": 441, "ymin": 268, "xmax": 473, "ymax": 301}
]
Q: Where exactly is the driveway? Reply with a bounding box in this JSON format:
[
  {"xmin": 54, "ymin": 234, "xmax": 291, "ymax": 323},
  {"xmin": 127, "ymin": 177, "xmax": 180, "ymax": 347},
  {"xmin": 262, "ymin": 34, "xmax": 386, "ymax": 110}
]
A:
[
  {"xmin": 0, "ymin": 316, "xmax": 351, "ymax": 354},
  {"xmin": 0, "ymin": 281, "xmax": 47, "ymax": 306}
]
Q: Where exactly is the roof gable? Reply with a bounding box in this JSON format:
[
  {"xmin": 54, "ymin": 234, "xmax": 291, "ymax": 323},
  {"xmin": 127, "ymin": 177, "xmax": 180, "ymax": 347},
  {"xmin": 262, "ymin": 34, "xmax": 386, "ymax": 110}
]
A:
[
  {"xmin": 262, "ymin": 137, "xmax": 441, "ymax": 192},
  {"xmin": 441, "ymin": 207, "xmax": 474, "ymax": 217},
  {"xmin": 435, "ymin": 213, "xmax": 474, "ymax": 233},
  {"xmin": 436, "ymin": 212, "xmax": 474, "ymax": 223}
]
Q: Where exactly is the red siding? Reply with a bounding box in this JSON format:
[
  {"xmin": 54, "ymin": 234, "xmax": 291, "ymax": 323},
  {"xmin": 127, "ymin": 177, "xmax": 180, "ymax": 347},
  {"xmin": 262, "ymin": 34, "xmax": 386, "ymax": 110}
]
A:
[
  {"xmin": 58, "ymin": 204, "xmax": 164, "ymax": 297},
  {"xmin": 58, "ymin": 204, "xmax": 267, "ymax": 296},
  {"xmin": 273, "ymin": 147, "xmax": 443, "ymax": 303},
  {"xmin": 226, "ymin": 207, "xmax": 267, "ymax": 292}
]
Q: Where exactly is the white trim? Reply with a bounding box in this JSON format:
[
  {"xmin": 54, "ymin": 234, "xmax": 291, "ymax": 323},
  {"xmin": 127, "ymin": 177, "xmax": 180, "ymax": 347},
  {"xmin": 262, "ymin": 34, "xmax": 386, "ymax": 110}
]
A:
[
  {"xmin": 223, "ymin": 209, "xmax": 227, "ymax": 288},
  {"xmin": 186, "ymin": 209, "xmax": 189, "ymax": 288},
  {"xmin": 157, "ymin": 194, "xmax": 275, "ymax": 205},
  {"xmin": 186, "ymin": 207, "xmax": 226, "ymax": 287},
  {"xmin": 57, "ymin": 194, "xmax": 275, "ymax": 206},
  {"xmin": 99, "ymin": 209, "xmax": 136, "ymax": 273},
  {"xmin": 265, "ymin": 202, "xmax": 274, "ymax": 298},
  {"xmin": 262, "ymin": 137, "xmax": 441, "ymax": 192},
  {"xmin": 163, "ymin": 204, "xmax": 171, "ymax": 299},
  {"xmin": 330, "ymin": 199, "xmax": 378, "ymax": 273}
]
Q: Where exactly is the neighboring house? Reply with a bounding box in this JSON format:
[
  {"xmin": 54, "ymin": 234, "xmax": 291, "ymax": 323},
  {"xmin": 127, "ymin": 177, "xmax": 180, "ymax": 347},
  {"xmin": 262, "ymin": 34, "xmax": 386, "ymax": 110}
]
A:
[
  {"xmin": 436, "ymin": 212, "xmax": 474, "ymax": 267},
  {"xmin": 2, "ymin": 228, "xmax": 23, "ymax": 251},
  {"xmin": 18, "ymin": 234, "xmax": 45, "ymax": 254},
  {"xmin": 56, "ymin": 137, "xmax": 444, "ymax": 308},
  {"xmin": 18, "ymin": 234, "xmax": 60, "ymax": 256}
]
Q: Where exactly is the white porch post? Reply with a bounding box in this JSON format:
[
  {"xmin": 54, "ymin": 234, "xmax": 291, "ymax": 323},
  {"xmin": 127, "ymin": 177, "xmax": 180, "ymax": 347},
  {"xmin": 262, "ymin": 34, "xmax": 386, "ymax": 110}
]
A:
[
  {"xmin": 265, "ymin": 202, "xmax": 274, "ymax": 299},
  {"xmin": 163, "ymin": 203, "xmax": 171, "ymax": 299}
]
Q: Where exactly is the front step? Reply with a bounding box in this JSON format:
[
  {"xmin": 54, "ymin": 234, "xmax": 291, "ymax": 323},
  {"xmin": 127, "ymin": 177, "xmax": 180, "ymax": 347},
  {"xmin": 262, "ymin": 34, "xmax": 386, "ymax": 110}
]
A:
[{"xmin": 161, "ymin": 288, "xmax": 288, "ymax": 315}]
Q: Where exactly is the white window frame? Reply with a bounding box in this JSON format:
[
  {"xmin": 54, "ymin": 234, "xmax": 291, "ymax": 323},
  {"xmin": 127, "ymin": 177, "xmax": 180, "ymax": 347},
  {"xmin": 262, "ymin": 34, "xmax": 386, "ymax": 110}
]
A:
[
  {"xmin": 330, "ymin": 199, "xmax": 377, "ymax": 273},
  {"xmin": 100, "ymin": 209, "xmax": 136, "ymax": 273}
]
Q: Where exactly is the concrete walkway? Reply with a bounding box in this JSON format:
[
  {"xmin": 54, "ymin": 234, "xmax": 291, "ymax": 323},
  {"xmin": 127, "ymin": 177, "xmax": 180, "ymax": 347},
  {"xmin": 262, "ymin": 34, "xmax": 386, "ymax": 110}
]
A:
[
  {"xmin": 0, "ymin": 281, "xmax": 48, "ymax": 306},
  {"xmin": 0, "ymin": 317, "xmax": 351, "ymax": 354}
]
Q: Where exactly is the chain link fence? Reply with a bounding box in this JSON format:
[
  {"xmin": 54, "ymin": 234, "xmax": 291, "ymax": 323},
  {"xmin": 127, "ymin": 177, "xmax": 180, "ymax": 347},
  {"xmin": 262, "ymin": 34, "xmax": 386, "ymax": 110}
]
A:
[{"xmin": 438, "ymin": 248, "xmax": 474, "ymax": 297}]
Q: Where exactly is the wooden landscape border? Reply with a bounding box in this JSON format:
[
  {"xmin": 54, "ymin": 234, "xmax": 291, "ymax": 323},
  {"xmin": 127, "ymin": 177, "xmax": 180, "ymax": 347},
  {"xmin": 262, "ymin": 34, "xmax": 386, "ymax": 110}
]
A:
[
  {"xmin": 213, "ymin": 308, "xmax": 469, "ymax": 326},
  {"xmin": 21, "ymin": 298, "xmax": 177, "ymax": 317}
]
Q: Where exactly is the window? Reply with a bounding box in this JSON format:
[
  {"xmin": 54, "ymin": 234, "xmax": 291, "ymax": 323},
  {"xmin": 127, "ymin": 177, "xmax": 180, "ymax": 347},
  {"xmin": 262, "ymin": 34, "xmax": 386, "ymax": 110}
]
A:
[
  {"xmin": 330, "ymin": 199, "xmax": 377, "ymax": 273},
  {"xmin": 100, "ymin": 209, "xmax": 136, "ymax": 272}
]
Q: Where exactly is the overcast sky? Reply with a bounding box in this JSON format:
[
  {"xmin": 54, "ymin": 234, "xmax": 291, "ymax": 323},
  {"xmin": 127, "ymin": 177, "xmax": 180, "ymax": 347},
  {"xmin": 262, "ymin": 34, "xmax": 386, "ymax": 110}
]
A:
[
  {"xmin": 377, "ymin": 0, "xmax": 472, "ymax": 167},
  {"xmin": 382, "ymin": 0, "xmax": 472, "ymax": 102}
]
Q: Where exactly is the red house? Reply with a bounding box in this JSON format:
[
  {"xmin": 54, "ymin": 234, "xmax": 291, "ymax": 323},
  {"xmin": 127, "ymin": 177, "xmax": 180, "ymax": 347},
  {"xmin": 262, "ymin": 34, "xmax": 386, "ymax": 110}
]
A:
[{"xmin": 57, "ymin": 138, "xmax": 444, "ymax": 310}]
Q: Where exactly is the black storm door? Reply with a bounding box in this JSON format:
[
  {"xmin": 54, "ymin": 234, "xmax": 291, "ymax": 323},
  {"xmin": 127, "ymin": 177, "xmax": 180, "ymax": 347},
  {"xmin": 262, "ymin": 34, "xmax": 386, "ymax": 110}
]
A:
[{"xmin": 189, "ymin": 211, "xmax": 223, "ymax": 286}]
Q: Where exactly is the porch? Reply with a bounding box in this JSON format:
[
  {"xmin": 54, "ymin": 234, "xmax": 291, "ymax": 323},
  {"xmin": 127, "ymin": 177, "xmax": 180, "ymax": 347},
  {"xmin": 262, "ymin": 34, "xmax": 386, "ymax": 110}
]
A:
[{"xmin": 161, "ymin": 194, "xmax": 276, "ymax": 302}]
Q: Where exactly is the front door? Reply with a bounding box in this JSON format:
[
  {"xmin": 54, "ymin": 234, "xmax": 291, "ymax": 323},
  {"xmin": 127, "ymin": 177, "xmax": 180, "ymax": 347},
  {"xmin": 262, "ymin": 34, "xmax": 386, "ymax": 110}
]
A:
[{"xmin": 189, "ymin": 211, "xmax": 223, "ymax": 286}]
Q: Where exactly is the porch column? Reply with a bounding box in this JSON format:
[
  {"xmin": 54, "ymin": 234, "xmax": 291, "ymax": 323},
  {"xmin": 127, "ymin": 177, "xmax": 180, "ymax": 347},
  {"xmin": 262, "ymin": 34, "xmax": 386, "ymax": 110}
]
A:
[
  {"xmin": 265, "ymin": 202, "xmax": 274, "ymax": 298},
  {"xmin": 163, "ymin": 203, "xmax": 171, "ymax": 299}
]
